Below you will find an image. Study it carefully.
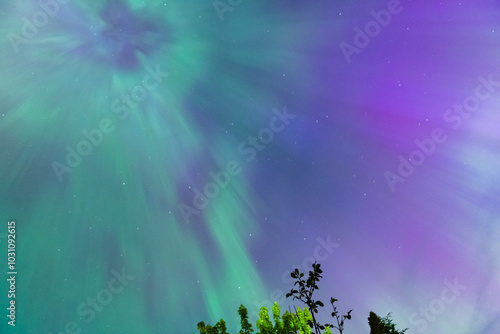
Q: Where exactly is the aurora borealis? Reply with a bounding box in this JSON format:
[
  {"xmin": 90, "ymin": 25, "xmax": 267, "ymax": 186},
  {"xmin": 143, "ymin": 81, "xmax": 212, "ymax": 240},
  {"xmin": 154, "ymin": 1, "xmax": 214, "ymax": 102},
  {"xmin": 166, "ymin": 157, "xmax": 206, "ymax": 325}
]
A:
[{"xmin": 1, "ymin": 0, "xmax": 500, "ymax": 333}]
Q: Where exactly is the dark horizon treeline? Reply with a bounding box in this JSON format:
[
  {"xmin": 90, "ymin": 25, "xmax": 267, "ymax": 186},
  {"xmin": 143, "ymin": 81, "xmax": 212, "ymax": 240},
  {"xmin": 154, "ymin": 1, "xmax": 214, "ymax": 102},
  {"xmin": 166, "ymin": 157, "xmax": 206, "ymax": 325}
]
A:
[{"xmin": 197, "ymin": 262, "xmax": 408, "ymax": 334}]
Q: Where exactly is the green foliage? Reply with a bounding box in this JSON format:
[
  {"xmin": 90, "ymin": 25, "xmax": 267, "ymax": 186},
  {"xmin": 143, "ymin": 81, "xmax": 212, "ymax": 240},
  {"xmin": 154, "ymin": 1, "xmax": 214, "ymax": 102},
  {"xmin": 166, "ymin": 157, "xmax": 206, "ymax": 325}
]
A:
[
  {"xmin": 239, "ymin": 305, "xmax": 254, "ymax": 334},
  {"xmin": 281, "ymin": 309, "xmax": 297, "ymax": 334},
  {"xmin": 295, "ymin": 307, "xmax": 313, "ymax": 334},
  {"xmin": 272, "ymin": 302, "xmax": 285, "ymax": 334},
  {"xmin": 199, "ymin": 302, "xmax": 310, "ymax": 334},
  {"xmin": 368, "ymin": 311, "xmax": 407, "ymax": 334},
  {"xmin": 217, "ymin": 319, "xmax": 228, "ymax": 334},
  {"xmin": 197, "ymin": 319, "xmax": 228, "ymax": 334},
  {"xmin": 197, "ymin": 321, "xmax": 208, "ymax": 334},
  {"xmin": 256, "ymin": 303, "xmax": 315, "ymax": 334},
  {"xmin": 256, "ymin": 306, "xmax": 274, "ymax": 334}
]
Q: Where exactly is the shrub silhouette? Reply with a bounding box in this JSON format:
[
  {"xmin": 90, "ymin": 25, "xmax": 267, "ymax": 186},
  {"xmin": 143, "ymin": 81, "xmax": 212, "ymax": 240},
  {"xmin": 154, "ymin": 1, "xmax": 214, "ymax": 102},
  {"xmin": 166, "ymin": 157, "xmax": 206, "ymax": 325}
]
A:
[{"xmin": 286, "ymin": 262, "xmax": 351, "ymax": 334}]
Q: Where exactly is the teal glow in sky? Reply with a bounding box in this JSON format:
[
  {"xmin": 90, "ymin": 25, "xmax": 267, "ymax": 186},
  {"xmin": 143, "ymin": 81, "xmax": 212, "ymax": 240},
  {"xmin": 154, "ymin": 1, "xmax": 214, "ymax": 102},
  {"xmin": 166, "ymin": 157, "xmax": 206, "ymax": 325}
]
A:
[{"xmin": 1, "ymin": 1, "xmax": 499, "ymax": 333}]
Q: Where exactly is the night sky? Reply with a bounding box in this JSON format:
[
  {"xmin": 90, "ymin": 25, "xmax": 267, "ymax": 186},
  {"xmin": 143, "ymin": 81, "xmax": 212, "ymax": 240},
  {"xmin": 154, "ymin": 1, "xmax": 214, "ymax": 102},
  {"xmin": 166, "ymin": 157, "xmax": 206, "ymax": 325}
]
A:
[{"xmin": 1, "ymin": 1, "xmax": 499, "ymax": 333}]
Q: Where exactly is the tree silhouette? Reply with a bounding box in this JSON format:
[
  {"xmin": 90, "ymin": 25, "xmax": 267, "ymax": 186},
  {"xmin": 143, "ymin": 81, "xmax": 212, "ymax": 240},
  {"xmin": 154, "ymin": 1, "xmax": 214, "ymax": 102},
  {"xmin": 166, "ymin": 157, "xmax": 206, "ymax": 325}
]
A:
[{"xmin": 367, "ymin": 311, "xmax": 407, "ymax": 334}]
